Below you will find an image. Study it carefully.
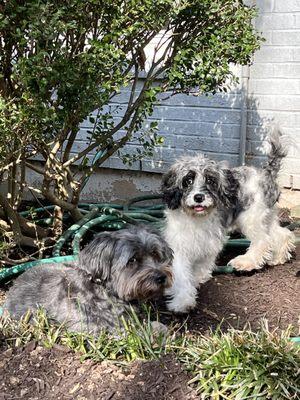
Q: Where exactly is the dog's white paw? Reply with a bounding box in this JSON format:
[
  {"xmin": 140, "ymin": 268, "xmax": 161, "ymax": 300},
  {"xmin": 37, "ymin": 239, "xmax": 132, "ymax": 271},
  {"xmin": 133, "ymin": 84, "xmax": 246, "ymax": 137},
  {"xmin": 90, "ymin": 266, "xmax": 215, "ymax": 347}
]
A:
[
  {"xmin": 228, "ymin": 255, "xmax": 262, "ymax": 271},
  {"xmin": 268, "ymin": 244, "xmax": 295, "ymax": 266},
  {"xmin": 268, "ymin": 253, "xmax": 292, "ymax": 266},
  {"xmin": 166, "ymin": 294, "xmax": 196, "ymax": 314}
]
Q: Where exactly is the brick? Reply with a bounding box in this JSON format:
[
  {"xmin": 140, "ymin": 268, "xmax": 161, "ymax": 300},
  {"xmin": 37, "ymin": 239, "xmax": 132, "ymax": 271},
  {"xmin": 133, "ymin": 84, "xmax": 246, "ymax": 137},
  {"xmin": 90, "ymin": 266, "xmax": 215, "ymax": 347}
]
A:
[
  {"xmin": 156, "ymin": 133, "xmax": 176, "ymax": 147},
  {"xmin": 156, "ymin": 92, "xmax": 242, "ymax": 109},
  {"xmin": 67, "ymin": 140, "xmax": 96, "ymax": 156},
  {"xmin": 293, "ymin": 48, "xmax": 300, "ymax": 61},
  {"xmin": 295, "ymin": 14, "xmax": 300, "ymax": 26},
  {"xmin": 250, "ymin": 64, "xmax": 274, "ymax": 79},
  {"xmin": 106, "ymin": 156, "xmax": 140, "ymax": 171},
  {"xmin": 254, "ymin": 47, "xmax": 294, "ymax": 63},
  {"xmin": 256, "ymin": 0, "xmax": 274, "ymax": 12},
  {"xmin": 256, "ymin": 14, "xmax": 296, "ymax": 30},
  {"xmin": 246, "ymin": 140, "xmax": 299, "ymax": 158},
  {"xmin": 141, "ymin": 147, "xmax": 185, "ymax": 173},
  {"xmin": 247, "ymin": 127, "xmax": 300, "ymax": 160},
  {"xmin": 247, "ymin": 110, "xmax": 299, "ymax": 127},
  {"xmin": 141, "ymin": 159, "xmax": 171, "ymax": 173},
  {"xmin": 248, "ymin": 139, "xmax": 267, "ymax": 156},
  {"xmin": 249, "ymin": 78, "xmax": 300, "ymax": 95},
  {"xmin": 76, "ymin": 128, "xmax": 89, "ymax": 140},
  {"xmin": 204, "ymin": 153, "xmax": 239, "ymax": 166},
  {"xmin": 261, "ymin": 32, "xmax": 273, "ymax": 45},
  {"xmin": 209, "ymin": 124, "xmax": 241, "ymax": 138},
  {"xmin": 244, "ymin": 154, "xmax": 266, "ymax": 168},
  {"xmin": 284, "ymin": 157, "xmax": 300, "ymax": 173},
  {"xmin": 155, "ymin": 120, "xmax": 241, "ymax": 138},
  {"xmin": 112, "ymin": 90, "xmax": 243, "ymax": 110},
  {"xmin": 249, "ymin": 94, "xmax": 300, "ymax": 111},
  {"xmin": 273, "ymin": 63, "xmax": 300, "ymax": 78},
  {"xmin": 274, "ymin": 0, "xmax": 300, "ymax": 12},
  {"xmin": 149, "ymin": 147, "xmax": 181, "ymax": 162},
  {"xmin": 246, "ymin": 125, "xmax": 269, "ymax": 141},
  {"xmin": 272, "ymin": 31, "xmax": 300, "ymax": 46},
  {"xmin": 107, "ymin": 144, "xmax": 143, "ymax": 171},
  {"xmin": 175, "ymin": 136, "xmax": 240, "ymax": 154},
  {"xmin": 151, "ymin": 105, "xmax": 241, "ymax": 124},
  {"xmin": 276, "ymin": 128, "xmax": 300, "ymax": 155},
  {"xmin": 156, "ymin": 119, "xmax": 203, "ymax": 136},
  {"xmin": 110, "ymin": 91, "xmax": 131, "ymax": 104},
  {"xmin": 141, "ymin": 151, "xmax": 239, "ymax": 172}
]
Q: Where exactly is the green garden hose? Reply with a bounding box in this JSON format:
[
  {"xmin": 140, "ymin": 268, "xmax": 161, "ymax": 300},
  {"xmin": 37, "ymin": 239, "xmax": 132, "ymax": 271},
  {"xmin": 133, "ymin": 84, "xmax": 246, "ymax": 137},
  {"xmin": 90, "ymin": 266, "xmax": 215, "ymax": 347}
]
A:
[
  {"xmin": 0, "ymin": 255, "xmax": 76, "ymax": 282},
  {"xmin": 1, "ymin": 195, "xmax": 300, "ymax": 283},
  {"xmin": 52, "ymin": 207, "xmax": 100, "ymax": 257}
]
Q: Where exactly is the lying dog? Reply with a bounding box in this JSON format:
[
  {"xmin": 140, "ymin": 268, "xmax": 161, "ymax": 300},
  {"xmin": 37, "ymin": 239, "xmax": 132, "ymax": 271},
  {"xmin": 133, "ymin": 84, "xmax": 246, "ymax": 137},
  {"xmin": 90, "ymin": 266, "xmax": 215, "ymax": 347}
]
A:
[
  {"xmin": 4, "ymin": 225, "xmax": 173, "ymax": 334},
  {"xmin": 162, "ymin": 128, "xmax": 295, "ymax": 313}
]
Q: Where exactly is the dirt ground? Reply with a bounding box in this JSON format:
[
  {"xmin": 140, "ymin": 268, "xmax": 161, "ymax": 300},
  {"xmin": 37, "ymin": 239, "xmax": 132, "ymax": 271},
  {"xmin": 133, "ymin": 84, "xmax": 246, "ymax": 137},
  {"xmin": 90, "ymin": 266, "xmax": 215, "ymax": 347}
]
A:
[
  {"xmin": 0, "ymin": 344, "xmax": 198, "ymax": 400},
  {"xmin": 161, "ymin": 244, "xmax": 300, "ymax": 335},
  {"xmin": 0, "ymin": 245, "xmax": 299, "ymax": 399}
]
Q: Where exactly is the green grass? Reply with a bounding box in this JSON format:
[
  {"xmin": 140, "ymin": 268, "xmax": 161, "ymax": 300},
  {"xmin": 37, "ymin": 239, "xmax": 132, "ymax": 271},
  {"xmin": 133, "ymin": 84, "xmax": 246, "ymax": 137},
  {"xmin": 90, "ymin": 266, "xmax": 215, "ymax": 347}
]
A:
[
  {"xmin": 0, "ymin": 310, "xmax": 299, "ymax": 399},
  {"xmin": 177, "ymin": 323, "xmax": 300, "ymax": 399}
]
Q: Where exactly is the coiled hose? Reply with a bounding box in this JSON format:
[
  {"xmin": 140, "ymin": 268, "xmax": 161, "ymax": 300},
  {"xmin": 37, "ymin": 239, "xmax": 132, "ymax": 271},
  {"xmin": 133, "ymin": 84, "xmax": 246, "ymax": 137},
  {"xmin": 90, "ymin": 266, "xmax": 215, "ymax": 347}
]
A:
[{"xmin": 0, "ymin": 195, "xmax": 299, "ymax": 283}]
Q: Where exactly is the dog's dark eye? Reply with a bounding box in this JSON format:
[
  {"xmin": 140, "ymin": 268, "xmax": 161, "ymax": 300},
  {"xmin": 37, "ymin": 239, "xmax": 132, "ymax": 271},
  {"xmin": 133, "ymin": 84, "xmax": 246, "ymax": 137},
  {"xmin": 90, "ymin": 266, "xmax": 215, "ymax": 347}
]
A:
[
  {"xmin": 128, "ymin": 257, "xmax": 137, "ymax": 265},
  {"xmin": 182, "ymin": 172, "xmax": 195, "ymax": 188},
  {"xmin": 206, "ymin": 176, "xmax": 216, "ymax": 186},
  {"xmin": 151, "ymin": 250, "xmax": 161, "ymax": 261}
]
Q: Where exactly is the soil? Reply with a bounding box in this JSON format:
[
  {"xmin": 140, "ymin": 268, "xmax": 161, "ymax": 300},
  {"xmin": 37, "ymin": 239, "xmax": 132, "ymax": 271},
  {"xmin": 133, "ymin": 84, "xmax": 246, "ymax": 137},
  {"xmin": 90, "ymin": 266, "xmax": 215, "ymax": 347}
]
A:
[
  {"xmin": 0, "ymin": 245, "xmax": 299, "ymax": 399},
  {"xmin": 160, "ymin": 244, "xmax": 300, "ymax": 336},
  {"xmin": 0, "ymin": 344, "xmax": 197, "ymax": 400}
]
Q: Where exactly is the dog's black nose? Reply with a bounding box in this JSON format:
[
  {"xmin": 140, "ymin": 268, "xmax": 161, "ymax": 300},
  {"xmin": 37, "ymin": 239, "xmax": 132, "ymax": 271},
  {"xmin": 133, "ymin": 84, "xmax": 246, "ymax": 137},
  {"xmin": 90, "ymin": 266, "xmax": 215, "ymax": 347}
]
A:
[
  {"xmin": 155, "ymin": 273, "xmax": 167, "ymax": 285},
  {"xmin": 194, "ymin": 193, "xmax": 205, "ymax": 203}
]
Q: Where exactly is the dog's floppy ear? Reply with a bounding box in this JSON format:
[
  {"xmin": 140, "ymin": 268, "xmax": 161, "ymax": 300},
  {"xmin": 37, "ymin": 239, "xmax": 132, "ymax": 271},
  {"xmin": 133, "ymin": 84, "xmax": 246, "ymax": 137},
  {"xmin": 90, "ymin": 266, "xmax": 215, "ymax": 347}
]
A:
[
  {"xmin": 161, "ymin": 168, "xmax": 183, "ymax": 210},
  {"xmin": 218, "ymin": 169, "xmax": 239, "ymax": 208},
  {"xmin": 79, "ymin": 234, "xmax": 115, "ymax": 282}
]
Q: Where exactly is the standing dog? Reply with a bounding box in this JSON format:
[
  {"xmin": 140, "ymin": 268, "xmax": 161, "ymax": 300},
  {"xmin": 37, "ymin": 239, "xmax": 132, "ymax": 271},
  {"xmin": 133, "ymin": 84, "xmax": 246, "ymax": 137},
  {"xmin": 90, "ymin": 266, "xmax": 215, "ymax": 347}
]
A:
[
  {"xmin": 162, "ymin": 128, "xmax": 295, "ymax": 313},
  {"xmin": 4, "ymin": 226, "xmax": 173, "ymax": 334}
]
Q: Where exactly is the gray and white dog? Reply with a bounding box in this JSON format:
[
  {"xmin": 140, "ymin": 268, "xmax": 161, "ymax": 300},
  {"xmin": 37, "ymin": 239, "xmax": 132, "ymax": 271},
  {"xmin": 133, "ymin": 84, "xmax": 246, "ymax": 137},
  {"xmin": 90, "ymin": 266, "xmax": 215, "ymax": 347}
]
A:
[
  {"xmin": 4, "ymin": 225, "xmax": 173, "ymax": 334},
  {"xmin": 162, "ymin": 128, "xmax": 295, "ymax": 313}
]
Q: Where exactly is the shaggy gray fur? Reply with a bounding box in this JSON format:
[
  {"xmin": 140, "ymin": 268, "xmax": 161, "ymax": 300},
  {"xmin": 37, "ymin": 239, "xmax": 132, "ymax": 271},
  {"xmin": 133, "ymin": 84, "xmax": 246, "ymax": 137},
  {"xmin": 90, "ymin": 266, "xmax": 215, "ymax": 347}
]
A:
[{"xmin": 4, "ymin": 226, "xmax": 173, "ymax": 334}]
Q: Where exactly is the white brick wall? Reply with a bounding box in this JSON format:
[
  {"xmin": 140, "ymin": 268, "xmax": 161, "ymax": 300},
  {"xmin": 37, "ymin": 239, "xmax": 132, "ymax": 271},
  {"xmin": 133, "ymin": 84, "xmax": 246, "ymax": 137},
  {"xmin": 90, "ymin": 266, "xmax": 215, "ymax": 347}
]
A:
[{"xmin": 248, "ymin": 0, "xmax": 300, "ymax": 188}]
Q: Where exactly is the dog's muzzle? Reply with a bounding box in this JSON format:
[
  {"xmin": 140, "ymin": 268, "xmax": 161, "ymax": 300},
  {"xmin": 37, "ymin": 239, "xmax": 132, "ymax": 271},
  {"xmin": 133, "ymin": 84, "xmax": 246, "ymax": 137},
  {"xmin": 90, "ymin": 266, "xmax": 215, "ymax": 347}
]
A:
[
  {"xmin": 194, "ymin": 193, "xmax": 205, "ymax": 203},
  {"xmin": 193, "ymin": 193, "xmax": 205, "ymax": 213}
]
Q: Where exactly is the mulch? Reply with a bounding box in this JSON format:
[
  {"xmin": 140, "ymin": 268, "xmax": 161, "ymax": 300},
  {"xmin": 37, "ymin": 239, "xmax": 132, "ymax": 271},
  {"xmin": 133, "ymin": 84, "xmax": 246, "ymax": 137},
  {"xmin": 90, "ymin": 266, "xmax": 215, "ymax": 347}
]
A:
[
  {"xmin": 0, "ymin": 344, "xmax": 197, "ymax": 400},
  {"xmin": 0, "ymin": 245, "xmax": 299, "ymax": 399},
  {"xmin": 159, "ymin": 244, "xmax": 300, "ymax": 335}
]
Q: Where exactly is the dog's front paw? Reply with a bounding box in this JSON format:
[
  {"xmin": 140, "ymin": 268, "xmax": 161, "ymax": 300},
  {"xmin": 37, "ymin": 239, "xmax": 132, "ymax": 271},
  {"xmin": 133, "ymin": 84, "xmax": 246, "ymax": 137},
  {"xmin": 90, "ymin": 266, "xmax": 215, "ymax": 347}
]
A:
[
  {"xmin": 268, "ymin": 248, "xmax": 295, "ymax": 266},
  {"xmin": 228, "ymin": 255, "xmax": 261, "ymax": 271},
  {"xmin": 166, "ymin": 294, "xmax": 196, "ymax": 314}
]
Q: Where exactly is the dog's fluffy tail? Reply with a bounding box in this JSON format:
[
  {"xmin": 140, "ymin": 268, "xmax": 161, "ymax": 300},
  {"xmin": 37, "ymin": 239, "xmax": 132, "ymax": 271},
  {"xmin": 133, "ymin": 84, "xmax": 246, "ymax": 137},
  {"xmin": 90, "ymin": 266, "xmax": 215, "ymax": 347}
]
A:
[{"xmin": 263, "ymin": 126, "xmax": 290, "ymax": 182}]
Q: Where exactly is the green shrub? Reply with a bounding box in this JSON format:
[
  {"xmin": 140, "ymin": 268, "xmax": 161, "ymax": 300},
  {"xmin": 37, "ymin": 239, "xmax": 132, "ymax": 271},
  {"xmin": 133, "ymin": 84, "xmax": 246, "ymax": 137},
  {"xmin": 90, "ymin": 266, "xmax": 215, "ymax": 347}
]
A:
[{"xmin": 0, "ymin": 0, "xmax": 261, "ymax": 249}]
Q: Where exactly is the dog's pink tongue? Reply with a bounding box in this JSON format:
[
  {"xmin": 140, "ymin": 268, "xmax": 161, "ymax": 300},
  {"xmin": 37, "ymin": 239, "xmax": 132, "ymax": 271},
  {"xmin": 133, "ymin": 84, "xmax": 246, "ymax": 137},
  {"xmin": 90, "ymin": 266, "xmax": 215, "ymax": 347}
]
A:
[{"xmin": 194, "ymin": 205, "xmax": 205, "ymax": 212}]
